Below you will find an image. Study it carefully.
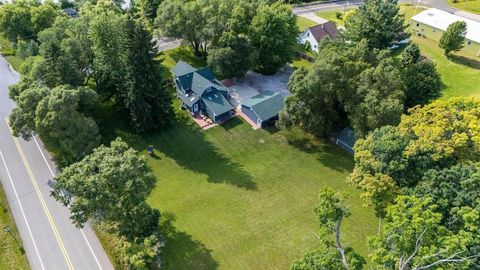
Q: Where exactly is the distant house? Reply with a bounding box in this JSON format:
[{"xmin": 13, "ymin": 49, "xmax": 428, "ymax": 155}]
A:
[
  {"xmin": 336, "ymin": 128, "xmax": 355, "ymax": 155},
  {"xmin": 173, "ymin": 61, "xmax": 234, "ymax": 123},
  {"xmin": 411, "ymin": 8, "xmax": 480, "ymax": 57},
  {"xmin": 241, "ymin": 91, "xmax": 284, "ymax": 128},
  {"xmin": 299, "ymin": 21, "xmax": 337, "ymax": 52},
  {"xmin": 62, "ymin": 8, "xmax": 78, "ymax": 18}
]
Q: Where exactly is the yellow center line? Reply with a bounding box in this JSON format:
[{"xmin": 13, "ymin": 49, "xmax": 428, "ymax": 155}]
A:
[{"xmin": 4, "ymin": 117, "xmax": 75, "ymax": 270}]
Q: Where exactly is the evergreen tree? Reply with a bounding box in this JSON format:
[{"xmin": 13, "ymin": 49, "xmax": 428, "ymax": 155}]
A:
[{"xmin": 123, "ymin": 17, "xmax": 172, "ymax": 132}]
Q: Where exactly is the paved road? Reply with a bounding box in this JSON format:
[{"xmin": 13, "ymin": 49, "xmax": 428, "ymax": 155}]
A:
[
  {"xmin": 0, "ymin": 56, "xmax": 113, "ymax": 270},
  {"xmin": 292, "ymin": 0, "xmax": 458, "ymax": 15}
]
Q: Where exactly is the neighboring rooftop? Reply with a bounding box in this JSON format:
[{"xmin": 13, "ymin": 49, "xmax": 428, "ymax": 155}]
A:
[
  {"xmin": 412, "ymin": 8, "xmax": 480, "ymax": 44},
  {"xmin": 306, "ymin": 21, "xmax": 337, "ymax": 42},
  {"xmin": 242, "ymin": 91, "xmax": 284, "ymax": 122},
  {"xmin": 62, "ymin": 8, "xmax": 78, "ymax": 17}
]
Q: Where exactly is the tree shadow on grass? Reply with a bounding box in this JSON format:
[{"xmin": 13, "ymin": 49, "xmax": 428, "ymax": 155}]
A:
[
  {"xmin": 166, "ymin": 46, "xmax": 206, "ymax": 68},
  {"xmin": 286, "ymin": 136, "xmax": 354, "ymax": 173},
  {"xmin": 160, "ymin": 213, "xmax": 218, "ymax": 270},
  {"xmin": 97, "ymin": 109, "xmax": 256, "ymax": 190},
  {"xmin": 449, "ymin": 54, "xmax": 480, "ymax": 70}
]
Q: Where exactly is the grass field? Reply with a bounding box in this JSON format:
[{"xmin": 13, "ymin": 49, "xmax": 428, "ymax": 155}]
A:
[
  {"xmin": 0, "ymin": 36, "xmax": 23, "ymax": 71},
  {"xmin": 297, "ymin": 16, "xmax": 318, "ymax": 31},
  {"xmin": 412, "ymin": 36, "xmax": 480, "ymax": 98},
  {"xmin": 100, "ymin": 109, "xmax": 377, "ymax": 270},
  {"xmin": 89, "ymin": 47, "xmax": 378, "ymax": 269},
  {"xmin": 0, "ymin": 183, "xmax": 30, "ymax": 270},
  {"xmin": 315, "ymin": 4, "xmax": 424, "ymax": 26},
  {"xmin": 449, "ymin": 0, "xmax": 480, "ymax": 14}
]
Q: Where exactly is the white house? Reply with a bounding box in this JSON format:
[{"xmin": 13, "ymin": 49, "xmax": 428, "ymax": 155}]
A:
[
  {"xmin": 411, "ymin": 8, "xmax": 480, "ymax": 57},
  {"xmin": 299, "ymin": 22, "xmax": 338, "ymax": 52}
]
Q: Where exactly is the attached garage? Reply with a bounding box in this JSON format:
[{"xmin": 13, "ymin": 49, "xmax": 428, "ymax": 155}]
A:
[{"xmin": 241, "ymin": 91, "xmax": 284, "ymax": 128}]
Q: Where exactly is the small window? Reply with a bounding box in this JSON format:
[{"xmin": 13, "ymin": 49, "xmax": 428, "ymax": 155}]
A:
[
  {"xmin": 314, "ymin": 45, "xmax": 317, "ymax": 48},
  {"xmin": 307, "ymin": 32, "xmax": 310, "ymax": 37},
  {"xmin": 416, "ymin": 23, "xmax": 419, "ymax": 27},
  {"xmin": 468, "ymin": 41, "xmax": 472, "ymax": 45},
  {"xmin": 432, "ymin": 29, "xmax": 436, "ymax": 32}
]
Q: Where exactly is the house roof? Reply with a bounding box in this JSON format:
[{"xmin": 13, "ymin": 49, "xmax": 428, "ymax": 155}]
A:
[
  {"xmin": 412, "ymin": 8, "xmax": 480, "ymax": 44},
  {"xmin": 306, "ymin": 22, "xmax": 337, "ymax": 43},
  {"xmin": 202, "ymin": 92, "xmax": 234, "ymax": 116},
  {"xmin": 242, "ymin": 91, "xmax": 284, "ymax": 122},
  {"xmin": 337, "ymin": 127, "xmax": 355, "ymax": 148},
  {"xmin": 173, "ymin": 61, "xmax": 197, "ymax": 77}
]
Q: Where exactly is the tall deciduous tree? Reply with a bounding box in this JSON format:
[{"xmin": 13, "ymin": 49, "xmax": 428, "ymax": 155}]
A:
[
  {"xmin": 9, "ymin": 85, "xmax": 101, "ymax": 165},
  {"xmin": 122, "ymin": 17, "xmax": 172, "ymax": 132},
  {"xmin": 249, "ymin": 2, "xmax": 297, "ymax": 74},
  {"xmin": 369, "ymin": 195, "xmax": 478, "ymax": 269},
  {"xmin": 282, "ymin": 40, "xmax": 404, "ymax": 137},
  {"xmin": 290, "ymin": 187, "xmax": 365, "ymax": 270},
  {"xmin": 0, "ymin": 0, "xmax": 60, "ymax": 42},
  {"xmin": 51, "ymin": 138, "xmax": 160, "ymax": 238},
  {"xmin": 439, "ymin": 21, "xmax": 467, "ymax": 56},
  {"xmin": 343, "ymin": 0, "xmax": 405, "ymax": 49},
  {"xmin": 350, "ymin": 97, "xmax": 480, "ymax": 214}
]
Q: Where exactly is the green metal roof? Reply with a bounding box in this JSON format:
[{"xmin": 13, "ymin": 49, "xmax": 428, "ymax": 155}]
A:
[
  {"xmin": 202, "ymin": 92, "xmax": 234, "ymax": 116},
  {"xmin": 242, "ymin": 91, "xmax": 284, "ymax": 122},
  {"xmin": 173, "ymin": 61, "xmax": 196, "ymax": 77}
]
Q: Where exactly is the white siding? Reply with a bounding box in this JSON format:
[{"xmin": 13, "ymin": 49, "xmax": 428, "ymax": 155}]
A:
[{"xmin": 299, "ymin": 29, "xmax": 320, "ymax": 52}]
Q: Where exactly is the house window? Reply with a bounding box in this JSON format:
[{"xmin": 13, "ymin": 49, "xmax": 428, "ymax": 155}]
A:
[
  {"xmin": 468, "ymin": 41, "xmax": 472, "ymax": 45},
  {"xmin": 432, "ymin": 29, "xmax": 436, "ymax": 32},
  {"xmin": 416, "ymin": 23, "xmax": 419, "ymax": 27},
  {"xmin": 307, "ymin": 32, "xmax": 310, "ymax": 37},
  {"xmin": 314, "ymin": 45, "xmax": 317, "ymax": 48}
]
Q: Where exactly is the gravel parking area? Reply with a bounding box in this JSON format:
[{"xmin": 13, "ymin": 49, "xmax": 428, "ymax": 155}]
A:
[{"xmin": 228, "ymin": 65, "xmax": 293, "ymax": 107}]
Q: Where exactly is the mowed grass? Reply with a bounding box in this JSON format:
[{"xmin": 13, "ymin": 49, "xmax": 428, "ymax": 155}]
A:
[
  {"xmin": 411, "ymin": 36, "xmax": 480, "ymax": 98},
  {"xmin": 98, "ymin": 47, "xmax": 377, "ymax": 269},
  {"xmin": 449, "ymin": 0, "xmax": 480, "ymax": 14},
  {"xmin": 315, "ymin": 4, "xmax": 424, "ymax": 27},
  {"xmin": 102, "ymin": 110, "xmax": 377, "ymax": 270},
  {"xmin": 0, "ymin": 183, "xmax": 30, "ymax": 270},
  {"xmin": 0, "ymin": 36, "xmax": 23, "ymax": 72},
  {"xmin": 296, "ymin": 16, "xmax": 318, "ymax": 31}
]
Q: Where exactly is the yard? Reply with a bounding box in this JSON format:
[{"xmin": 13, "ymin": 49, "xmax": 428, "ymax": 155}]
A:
[
  {"xmin": 89, "ymin": 47, "xmax": 378, "ymax": 269},
  {"xmin": 101, "ymin": 109, "xmax": 377, "ymax": 270},
  {"xmin": 412, "ymin": 36, "xmax": 480, "ymax": 98},
  {"xmin": 0, "ymin": 184, "xmax": 29, "ymax": 270},
  {"xmin": 449, "ymin": 0, "xmax": 480, "ymax": 14}
]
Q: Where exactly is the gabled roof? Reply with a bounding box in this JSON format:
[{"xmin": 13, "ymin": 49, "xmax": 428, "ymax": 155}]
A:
[
  {"xmin": 173, "ymin": 61, "xmax": 196, "ymax": 77},
  {"xmin": 173, "ymin": 61, "xmax": 229, "ymax": 97},
  {"xmin": 242, "ymin": 91, "xmax": 284, "ymax": 122},
  {"xmin": 412, "ymin": 8, "xmax": 480, "ymax": 44},
  {"xmin": 306, "ymin": 22, "xmax": 337, "ymax": 43},
  {"xmin": 202, "ymin": 92, "xmax": 234, "ymax": 116}
]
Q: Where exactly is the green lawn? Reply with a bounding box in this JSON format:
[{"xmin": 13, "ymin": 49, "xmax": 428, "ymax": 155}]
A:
[
  {"xmin": 296, "ymin": 16, "xmax": 318, "ymax": 31},
  {"xmin": 412, "ymin": 36, "xmax": 480, "ymax": 98},
  {"xmin": 94, "ymin": 47, "xmax": 378, "ymax": 270},
  {"xmin": 315, "ymin": 8, "xmax": 356, "ymax": 26},
  {"xmin": 0, "ymin": 183, "xmax": 30, "ymax": 270},
  {"xmin": 101, "ymin": 111, "xmax": 377, "ymax": 270},
  {"xmin": 449, "ymin": 0, "xmax": 480, "ymax": 14},
  {"xmin": 0, "ymin": 36, "xmax": 23, "ymax": 72},
  {"xmin": 315, "ymin": 4, "xmax": 424, "ymax": 26}
]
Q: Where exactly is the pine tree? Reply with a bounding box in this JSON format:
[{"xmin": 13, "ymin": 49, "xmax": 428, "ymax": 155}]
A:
[{"xmin": 123, "ymin": 17, "xmax": 172, "ymax": 132}]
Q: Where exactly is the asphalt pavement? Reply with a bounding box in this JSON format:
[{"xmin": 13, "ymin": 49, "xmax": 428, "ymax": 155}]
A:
[{"xmin": 0, "ymin": 56, "xmax": 113, "ymax": 270}]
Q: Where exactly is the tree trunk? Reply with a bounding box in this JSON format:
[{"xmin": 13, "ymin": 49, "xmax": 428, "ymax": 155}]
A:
[{"xmin": 334, "ymin": 219, "xmax": 350, "ymax": 270}]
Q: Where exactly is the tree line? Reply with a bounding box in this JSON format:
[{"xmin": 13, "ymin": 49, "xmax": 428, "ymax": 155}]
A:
[
  {"xmin": 1, "ymin": 0, "xmax": 172, "ymax": 268},
  {"xmin": 283, "ymin": 0, "xmax": 480, "ymax": 268},
  {"xmin": 155, "ymin": 0, "xmax": 299, "ymax": 76}
]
